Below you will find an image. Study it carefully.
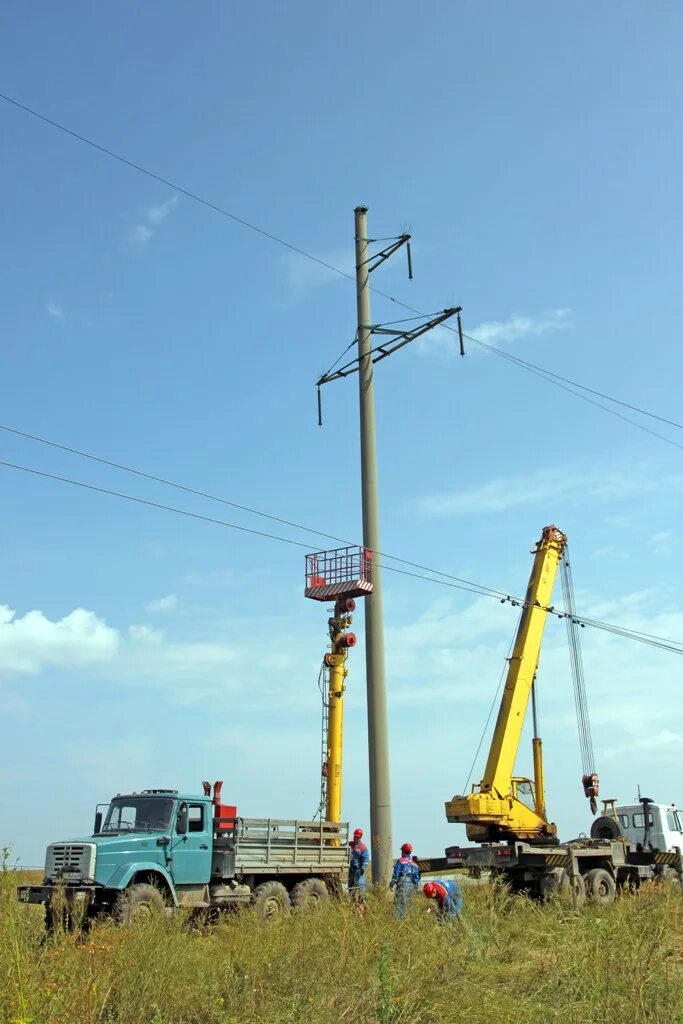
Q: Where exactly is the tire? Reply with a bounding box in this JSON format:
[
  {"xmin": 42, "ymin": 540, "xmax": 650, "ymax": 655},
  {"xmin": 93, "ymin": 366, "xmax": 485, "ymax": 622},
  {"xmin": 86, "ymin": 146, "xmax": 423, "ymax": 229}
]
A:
[
  {"xmin": 585, "ymin": 868, "xmax": 616, "ymax": 905},
  {"xmin": 539, "ymin": 868, "xmax": 564, "ymax": 899},
  {"xmin": 252, "ymin": 881, "xmax": 291, "ymax": 922},
  {"xmin": 590, "ymin": 816, "xmax": 623, "ymax": 841},
  {"xmin": 291, "ymin": 878, "xmax": 329, "ymax": 910},
  {"xmin": 557, "ymin": 870, "xmax": 586, "ymax": 907},
  {"xmin": 45, "ymin": 900, "xmax": 73, "ymax": 935},
  {"xmin": 114, "ymin": 883, "xmax": 166, "ymax": 926},
  {"xmin": 656, "ymin": 866, "xmax": 678, "ymax": 883}
]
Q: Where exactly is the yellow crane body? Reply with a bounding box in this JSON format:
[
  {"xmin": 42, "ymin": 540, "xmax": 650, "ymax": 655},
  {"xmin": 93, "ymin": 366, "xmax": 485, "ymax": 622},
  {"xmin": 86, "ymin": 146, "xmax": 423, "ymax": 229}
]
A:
[
  {"xmin": 324, "ymin": 650, "xmax": 347, "ymax": 824},
  {"xmin": 445, "ymin": 525, "xmax": 567, "ymax": 842}
]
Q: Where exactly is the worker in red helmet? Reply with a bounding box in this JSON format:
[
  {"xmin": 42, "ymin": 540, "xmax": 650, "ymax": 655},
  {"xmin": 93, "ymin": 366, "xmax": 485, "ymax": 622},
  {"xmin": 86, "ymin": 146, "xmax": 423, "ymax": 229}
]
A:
[
  {"xmin": 348, "ymin": 827, "xmax": 370, "ymax": 902},
  {"xmin": 423, "ymin": 878, "xmax": 462, "ymax": 922},
  {"xmin": 389, "ymin": 842, "xmax": 420, "ymax": 918}
]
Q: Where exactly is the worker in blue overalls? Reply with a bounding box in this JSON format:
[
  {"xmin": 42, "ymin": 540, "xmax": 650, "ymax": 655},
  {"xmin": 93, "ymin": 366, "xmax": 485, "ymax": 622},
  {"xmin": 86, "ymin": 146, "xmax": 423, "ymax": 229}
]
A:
[
  {"xmin": 348, "ymin": 827, "xmax": 370, "ymax": 902},
  {"xmin": 389, "ymin": 842, "xmax": 420, "ymax": 918},
  {"xmin": 423, "ymin": 878, "xmax": 463, "ymax": 921}
]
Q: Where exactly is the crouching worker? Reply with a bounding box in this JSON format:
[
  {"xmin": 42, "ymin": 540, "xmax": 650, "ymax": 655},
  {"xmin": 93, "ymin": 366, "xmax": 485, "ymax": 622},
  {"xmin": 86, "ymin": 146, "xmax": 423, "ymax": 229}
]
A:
[
  {"xmin": 348, "ymin": 827, "xmax": 370, "ymax": 902},
  {"xmin": 390, "ymin": 842, "xmax": 420, "ymax": 918},
  {"xmin": 423, "ymin": 878, "xmax": 463, "ymax": 922}
]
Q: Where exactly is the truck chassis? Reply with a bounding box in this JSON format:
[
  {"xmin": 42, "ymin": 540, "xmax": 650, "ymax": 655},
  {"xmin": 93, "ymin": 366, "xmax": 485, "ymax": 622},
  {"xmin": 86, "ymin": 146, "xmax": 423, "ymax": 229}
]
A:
[{"xmin": 441, "ymin": 838, "xmax": 683, "ymax": 903}]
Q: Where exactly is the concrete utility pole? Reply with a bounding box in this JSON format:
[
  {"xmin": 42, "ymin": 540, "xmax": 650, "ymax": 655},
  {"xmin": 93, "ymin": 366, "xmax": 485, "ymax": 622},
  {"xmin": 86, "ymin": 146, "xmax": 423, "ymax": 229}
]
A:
[
  {"xmin": 354, "ymin": 205, "xmax": 392, "ymax": 886},
  {"xmin": 315, "ymin": 207, "xmax": 461, "ymax": 886}
]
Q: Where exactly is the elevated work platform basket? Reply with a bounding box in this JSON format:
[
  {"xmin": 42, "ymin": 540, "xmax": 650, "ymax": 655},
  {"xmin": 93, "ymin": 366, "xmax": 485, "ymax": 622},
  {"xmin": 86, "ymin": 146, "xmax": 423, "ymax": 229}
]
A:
[{"xmin": 305, "ymin": 546, "xmax": 373, "ymax": 602}]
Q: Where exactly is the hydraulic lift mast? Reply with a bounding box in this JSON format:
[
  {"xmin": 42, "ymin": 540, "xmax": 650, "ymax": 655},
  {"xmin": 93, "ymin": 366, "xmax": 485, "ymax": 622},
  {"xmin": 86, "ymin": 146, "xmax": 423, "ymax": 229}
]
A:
[{"xmin": 305, "ymin": 546, "xmax": 373, "ymax": 825}]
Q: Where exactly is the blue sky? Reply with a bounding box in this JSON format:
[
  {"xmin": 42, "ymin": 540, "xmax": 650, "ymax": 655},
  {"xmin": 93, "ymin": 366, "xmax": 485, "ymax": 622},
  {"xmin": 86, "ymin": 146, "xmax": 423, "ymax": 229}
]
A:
[{"xmin": 1, "ymin": 2, "xmax": 681, "ymax": 865}]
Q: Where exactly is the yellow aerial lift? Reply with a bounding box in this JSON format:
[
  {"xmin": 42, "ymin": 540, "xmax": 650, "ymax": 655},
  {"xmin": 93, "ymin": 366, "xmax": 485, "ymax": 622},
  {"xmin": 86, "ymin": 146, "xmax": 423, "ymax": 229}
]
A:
[
  {"xmin": 445, "ymin": 525, "xmax": 568, "ymax": 843},
  {"xmin": 305, "ymin": 546, "xmax": 373, "ymax": 825}
]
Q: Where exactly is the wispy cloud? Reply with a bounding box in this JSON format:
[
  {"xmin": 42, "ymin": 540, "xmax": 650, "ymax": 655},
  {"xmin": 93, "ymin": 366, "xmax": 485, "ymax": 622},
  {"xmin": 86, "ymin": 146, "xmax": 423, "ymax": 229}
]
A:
[
  {"xmin": 646, "ymin": 530, "xmax": 673, "ymax": 555},
  {"xmin": 130, "ymin": 196, "xmax": 178, "ymax": 245},
  {"xmin": 145, "ymin": 594, "xmax": 178, "ymax": 613},
  {"xmin": 419, "ymin": 467, "xmax": 683, "ymax": 518},
  {"xmin": 591, "ymin": 545, "xmax": 629, "ymax": 561},
  {"xmin": 418, "ymin": 308, "xmax": 572, "ymax": 358},
  {"xmin": 470, "ymin": 308, "xmax": 572, "ymax": 346},
  {"xmin": 283, "ymin": 247, "xmax": 355, "ymax": 292},
  {"xmin": 46, "ymin": 300, "xmax": 65, "ymax": 321}
]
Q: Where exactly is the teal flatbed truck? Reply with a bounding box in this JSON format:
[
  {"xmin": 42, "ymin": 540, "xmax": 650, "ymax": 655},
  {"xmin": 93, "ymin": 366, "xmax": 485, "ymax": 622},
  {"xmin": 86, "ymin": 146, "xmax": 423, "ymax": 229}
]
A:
[{"xmin": 18, "ymin": 785, "xmax": 349, "ymax": 927}]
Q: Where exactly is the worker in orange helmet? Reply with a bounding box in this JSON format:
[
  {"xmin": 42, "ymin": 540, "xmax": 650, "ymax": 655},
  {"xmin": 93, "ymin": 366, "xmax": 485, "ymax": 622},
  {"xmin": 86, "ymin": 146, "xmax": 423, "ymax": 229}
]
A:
[
  {"xmin": 348, "ymin": 827, "xmax": 370, "ymax": 901},
  {"xmin": 423, "ymin": 878, "xmax": 462, "ymax": 921},
  {"xmin": 389, "ymin": 842, "xmax": 420, "ymax": 918}
]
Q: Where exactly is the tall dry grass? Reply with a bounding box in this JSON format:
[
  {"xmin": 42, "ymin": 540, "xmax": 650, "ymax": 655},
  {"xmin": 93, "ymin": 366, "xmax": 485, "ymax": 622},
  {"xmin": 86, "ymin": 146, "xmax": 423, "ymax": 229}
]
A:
[{"xmin": 2, "ymin": 856, "xmax": 681, "ymax": 1024}]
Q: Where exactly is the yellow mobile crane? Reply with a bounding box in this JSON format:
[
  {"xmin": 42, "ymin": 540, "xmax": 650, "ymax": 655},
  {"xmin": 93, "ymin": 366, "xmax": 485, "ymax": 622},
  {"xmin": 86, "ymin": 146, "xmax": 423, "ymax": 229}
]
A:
[
  {"xmin": 438, "ymin": 526, "xmax": 683, "ymax": 903},
  {"xmin": 445, "ymin": 525, "xmax": 567, "ymax": 843}
]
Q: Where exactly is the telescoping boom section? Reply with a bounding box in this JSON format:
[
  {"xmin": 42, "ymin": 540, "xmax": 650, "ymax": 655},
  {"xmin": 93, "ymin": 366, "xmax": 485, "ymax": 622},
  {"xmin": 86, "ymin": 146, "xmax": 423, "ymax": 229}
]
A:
[{"xmin": 445, "ymin": 525, "xmax": 567, "ymax": 843}]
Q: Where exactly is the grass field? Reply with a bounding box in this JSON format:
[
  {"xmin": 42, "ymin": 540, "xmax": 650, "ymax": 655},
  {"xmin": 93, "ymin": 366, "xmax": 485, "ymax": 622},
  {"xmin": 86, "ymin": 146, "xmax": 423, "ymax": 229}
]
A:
[{"xmin": 2, "ymin": 864, "xmax": 682, "ymax": 1024}]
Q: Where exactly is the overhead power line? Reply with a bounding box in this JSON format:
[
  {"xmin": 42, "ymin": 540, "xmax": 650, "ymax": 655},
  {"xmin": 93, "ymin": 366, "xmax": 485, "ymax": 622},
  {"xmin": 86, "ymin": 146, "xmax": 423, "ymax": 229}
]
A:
[
  {"xmin": 0, "ymin": 420, "xmax": 502, "ymax": 599},
  {"xmin": 463, "ymin": 333, "xmax": 683, "ymax": 453},
  {"xmin": 0, "ymin": 454, "xmax": 681, "ymax": 656},
  {"xmin": 3, "ymin": 90, "xmax": 680, "ymax": 447},
  {"xmin": 0, "ymin": 92, "xmax": 356, "ymax": 283},
  {"xmin": 463, "ymin": 339, "xmax": 683, "ymax": 431}
]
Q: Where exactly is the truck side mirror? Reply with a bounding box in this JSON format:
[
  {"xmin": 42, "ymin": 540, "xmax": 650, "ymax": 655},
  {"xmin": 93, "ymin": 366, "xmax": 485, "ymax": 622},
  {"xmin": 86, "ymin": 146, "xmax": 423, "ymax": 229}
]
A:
[
  {"xmin": 94, "ymin": 811, "xmax": 103, "ymax": 835},
  {"xmin": 176, "ymin": 802, "xmax": 189, "ymax": 835}
]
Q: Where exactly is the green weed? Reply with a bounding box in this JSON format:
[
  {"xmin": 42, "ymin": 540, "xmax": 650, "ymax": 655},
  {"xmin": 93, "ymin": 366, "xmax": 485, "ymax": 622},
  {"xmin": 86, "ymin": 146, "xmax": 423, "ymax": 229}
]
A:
[{"xmin": 0, "ymin": 871, "xmax": 681, "ymax": 1024}]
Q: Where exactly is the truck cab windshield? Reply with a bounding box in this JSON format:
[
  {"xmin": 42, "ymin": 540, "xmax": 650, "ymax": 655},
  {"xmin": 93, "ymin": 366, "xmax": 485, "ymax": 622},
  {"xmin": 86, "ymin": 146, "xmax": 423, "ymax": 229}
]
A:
[{"xmin": 101, "ymin": 796, "xmax": 174, "ymax": 833}]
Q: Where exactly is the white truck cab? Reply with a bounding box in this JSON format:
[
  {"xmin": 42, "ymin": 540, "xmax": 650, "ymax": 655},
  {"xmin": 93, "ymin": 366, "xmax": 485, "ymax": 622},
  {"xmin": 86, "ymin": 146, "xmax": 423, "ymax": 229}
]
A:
[{"xmin": 617, "ymin": 802, "xmax": 683, "ymax": 852}]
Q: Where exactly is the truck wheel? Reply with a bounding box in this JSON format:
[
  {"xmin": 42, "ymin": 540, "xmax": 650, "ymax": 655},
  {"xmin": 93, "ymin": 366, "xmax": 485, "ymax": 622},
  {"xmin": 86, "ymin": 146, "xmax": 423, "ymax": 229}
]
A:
[
  {"xmin": 114, "ymin": 883, "xmax": 166, "ymax": 926},
  {"xmin": 585, "ymin": 868, "xmax": 616, "ymax": 905},
  {"xmin": 557, "ymin": 870, "xmax": 586, "ymax": 907},
  {"xmin": 45, "ymin": 901, "xmax": 73, "ymax": 935},
  {"xmin": 252, "ymin": 881, "xmax": 291, "ymax": 922},
  {"xmin": 539, "ymin": 868, "xmax": 564, "ymax": 899},
  {"xmin": 656, "ymin": 867, "xmax": 678, "ymax": 883},
  {"xmin": 291, "ymin": 878, "xmax": 329, "ymax": 910}
]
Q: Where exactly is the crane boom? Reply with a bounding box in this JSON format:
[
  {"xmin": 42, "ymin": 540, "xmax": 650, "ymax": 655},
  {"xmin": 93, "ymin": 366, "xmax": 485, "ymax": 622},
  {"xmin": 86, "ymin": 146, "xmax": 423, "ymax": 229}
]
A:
[{"xmin": 445, "ymin": 525, "xmax": 567, "ymax": 843}]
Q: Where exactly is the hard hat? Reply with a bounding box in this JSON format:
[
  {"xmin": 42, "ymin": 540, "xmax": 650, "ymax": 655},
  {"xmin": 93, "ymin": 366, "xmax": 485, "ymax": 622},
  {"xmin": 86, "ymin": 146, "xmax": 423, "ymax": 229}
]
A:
[
  {"xmin": 401, "ymin": 842, "xmax": 413, "ymax": 854},
  {"xmin": 423, "ymin": 881, "xmax": 437, "ymax": 898},
  {"xmin": 353, "ymin": 828, "xmax": 363, "ymax": 839}
]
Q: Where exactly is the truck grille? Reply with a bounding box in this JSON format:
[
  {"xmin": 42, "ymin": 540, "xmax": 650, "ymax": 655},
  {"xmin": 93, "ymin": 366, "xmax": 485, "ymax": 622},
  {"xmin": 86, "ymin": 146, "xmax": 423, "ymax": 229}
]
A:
[{"xmin": 45, "ymin": 843, "xmax": 96, "ymax": 882}]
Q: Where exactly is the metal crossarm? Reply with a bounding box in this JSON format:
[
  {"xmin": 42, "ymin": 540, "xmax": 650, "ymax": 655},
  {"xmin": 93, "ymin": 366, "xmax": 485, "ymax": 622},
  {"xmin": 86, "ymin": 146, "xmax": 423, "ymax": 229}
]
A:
[{"xmin": 316, "ymin": 307, "xmax": 462, "ymax": 386}]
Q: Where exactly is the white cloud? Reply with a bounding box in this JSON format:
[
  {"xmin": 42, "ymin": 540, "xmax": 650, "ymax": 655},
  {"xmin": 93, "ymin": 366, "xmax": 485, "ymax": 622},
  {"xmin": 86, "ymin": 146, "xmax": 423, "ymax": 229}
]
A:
[
  {"xmin": 46, "ymin": 300, "xmax": 64, "ymax": 320},
  {"xmin": 0, "ymin": 603, "xmax": 236, "ymax": 698},
  {"xmin": 145, "ymin": 594, "xmax": 178, "ymax": 613},
  {"xmin": 130, "ymin": 224, "xmax": 153, "ymax": 245},
  {"xmin": 417, "ymin": 308, "xmax": 572, "ymax": 358},
  {"xmin": 591, "ymin": 545, "xmax": 629, "ymax": 561},
  {"xmin": 146, "ymin": 197, "xmax": 178, "ymax": 226},
  {"xmin": 470, "ymin": 309, "xmax": 572, "ymax": 346},
  {"xmin": 130, "ymin": 196, "xmax": 178, "ymax": 245},
  {"xmin": 646, "ymin": 530, "xmax": 674, "ymax": 556},
  {"xmin": 185, "ymin": 568, "xmax": 234, "ymax": 586},
  {"xmin": 419, "ymin": 466, "xmax": 683, "ymax": 518},
  {"xmin": 604, "ymin": 729, "xmax": 682, "ymax": 761},
  {"xmin": 0, "ymin": 605, "xmax": 119, "ymax": 676},
  {"xmin": 284, "ymin": 248, "xmax": 354, "ymax": 291}
]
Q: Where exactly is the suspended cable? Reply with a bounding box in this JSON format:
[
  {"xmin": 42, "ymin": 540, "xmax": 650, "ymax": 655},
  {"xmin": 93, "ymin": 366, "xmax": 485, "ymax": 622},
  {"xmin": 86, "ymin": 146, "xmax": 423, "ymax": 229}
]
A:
[
  {"xmin": 0, "ymin": 455, "xmax": 681, "ymax": 655},
  {"xmin": 461, "ymin": 610, "xmax": 522, "ymax": 792},
  {"xmin": 4, "ymin": 92, "xmax": 678, "ymax": 448},
  {"xmin": 0, "ymin": 93, "xmax": 357, "ymax": 284},
  {"xmin": 0, "ymin": 420, "xmax": 508, "ymax": 601},
  {"xmin": 463, "ymin": 336, "xmax": 683, "ymax": 431},
  {"xmin": 464, "ymin": 334, "xmax": 683, "ymax": 452}
]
